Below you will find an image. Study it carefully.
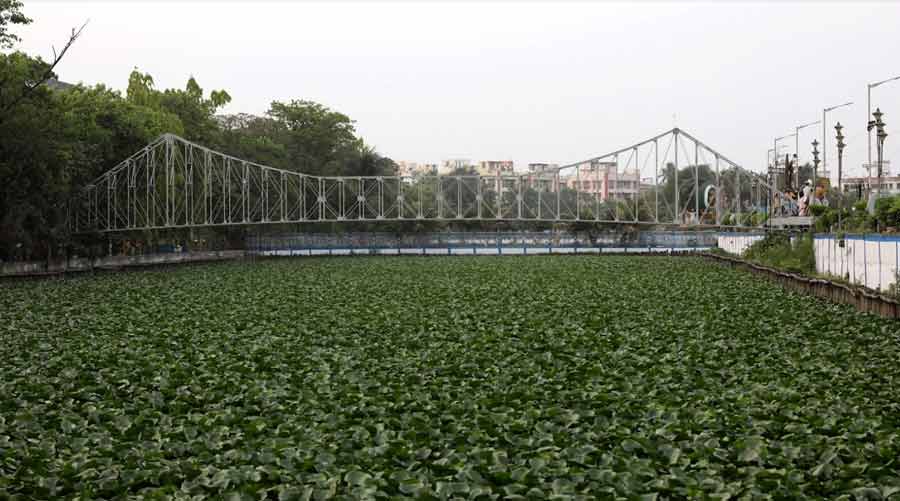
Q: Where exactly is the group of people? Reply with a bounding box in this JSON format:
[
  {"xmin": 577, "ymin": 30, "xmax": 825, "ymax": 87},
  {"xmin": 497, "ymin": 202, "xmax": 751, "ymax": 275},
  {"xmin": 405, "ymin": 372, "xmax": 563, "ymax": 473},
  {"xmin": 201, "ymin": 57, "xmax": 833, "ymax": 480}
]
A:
[{"xmin": 780, "ymin": 180, "xmax": 828, "ymax": 217}]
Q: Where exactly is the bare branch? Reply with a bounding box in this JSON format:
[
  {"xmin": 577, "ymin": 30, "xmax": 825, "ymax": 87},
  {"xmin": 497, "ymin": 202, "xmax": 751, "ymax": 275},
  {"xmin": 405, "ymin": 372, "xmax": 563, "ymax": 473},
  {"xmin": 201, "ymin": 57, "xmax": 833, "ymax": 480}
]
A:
[{"xmin": 0, "ymin": 20, "xmax": 88, "ymax": 120}]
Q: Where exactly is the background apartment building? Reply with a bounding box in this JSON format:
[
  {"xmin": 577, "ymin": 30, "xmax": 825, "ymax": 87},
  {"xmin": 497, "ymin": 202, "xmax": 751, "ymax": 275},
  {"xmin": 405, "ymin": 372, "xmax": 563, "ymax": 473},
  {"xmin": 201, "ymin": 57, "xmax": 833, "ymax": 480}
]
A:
[
  {"xmin": 476, "ymin": 160, "xmax": 514, "ymax": 177},
  {"xmin": 397, "ymin": 161, "xmax": 438, "ymax": 178},
  {"xmin": 840, "ymin": 175, "xmax": 900, "ymax": 196},
  {"xmin": 399, "ymin": 159, "xmax": 641, "ymax": 201},
  {"xmin": 532, "ymin": 161, "xmax": 640, "ymax": 201},
  {"xmin": 440, "ymin": 158, "xmax": 473, "ymax": 174}
]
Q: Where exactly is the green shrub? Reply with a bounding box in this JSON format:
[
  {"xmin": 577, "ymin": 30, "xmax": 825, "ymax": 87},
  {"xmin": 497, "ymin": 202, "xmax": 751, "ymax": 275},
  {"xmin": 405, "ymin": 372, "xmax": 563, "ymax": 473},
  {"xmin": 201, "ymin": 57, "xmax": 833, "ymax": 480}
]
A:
[
  {"xmin": 743, "ymin": 231, "xmax": 815, "ymax": 274},
  {"xmin": 813, "ymin": 207, "xmax": 848, "ymax": 232},
  {"xmin": 750, "ymin": 212, "xmax": 769, "ymax": 227},
  {"xmin": 890, "ymin": 271, "xmax": 900, "ymax": 299},
  {"xmin": 838, "ymin": 199, "xmax": 877, "ymax": 233},
  {"xmin": 808, "ymin": 204, "xmax": 828, "ymax": 217},
  {"xmin": 874, "ymin": 195, "xmax": 900, "ymax": 229}
]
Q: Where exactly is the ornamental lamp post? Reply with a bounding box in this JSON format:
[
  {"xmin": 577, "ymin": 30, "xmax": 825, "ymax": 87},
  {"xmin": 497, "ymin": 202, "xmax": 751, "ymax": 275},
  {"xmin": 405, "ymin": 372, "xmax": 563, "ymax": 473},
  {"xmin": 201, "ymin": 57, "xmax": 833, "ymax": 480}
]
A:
[
  {"xmin": 774, "ymin": 134, "xmax": 796, "ymax": 191},
  {"xmin": 835, "ymin": 122, "xmax": 845, "ymax": 190},
  {"xmin": 796, "ymin": 119, "xmax": 821, "ymax": 185},
  {"xmin": 867, "ymin": 108, "xmax": 887, "ymax": 203},
  {"xmin": 822, "ymin": 102, "xmax": 852, "ymax": 187},
  {"xmin": 835, "ymin": 122, "xmax": 846, "ymax": 229},
  {"xmin": 810, "ymin": 140, "xmax": 820, "ymax": 216},
  {"xmin": 811, "ymin": 139, "xmax": 820, "ymax": 181},
  {"xmin": 868, "ymin": 77, "xmax": 900, "ymax": 169},
  {"xmin": 793, "ymin": 153, "xmax": 800, "ymax": 188}
]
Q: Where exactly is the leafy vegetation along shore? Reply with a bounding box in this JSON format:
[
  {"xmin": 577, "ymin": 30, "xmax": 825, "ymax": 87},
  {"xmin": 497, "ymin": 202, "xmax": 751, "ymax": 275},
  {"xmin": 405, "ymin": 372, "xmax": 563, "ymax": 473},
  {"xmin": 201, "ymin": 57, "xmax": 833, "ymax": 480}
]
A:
[{"xmin": 1, "ymin": 256, "xmax": 899, "ymax": 499}]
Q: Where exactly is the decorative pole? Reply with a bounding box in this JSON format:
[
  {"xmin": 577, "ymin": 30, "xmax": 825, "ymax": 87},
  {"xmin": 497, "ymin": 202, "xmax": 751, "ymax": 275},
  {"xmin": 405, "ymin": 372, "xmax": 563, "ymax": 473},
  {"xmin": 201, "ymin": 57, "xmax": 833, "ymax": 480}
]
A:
[
  {"xmin": 811, "ymin": 139, "xmax": 820, "ymax": 184},
  {"xmin": 867, "ymin": 108, "xmax": 887, "ymax": 206},
  {"xmin": 810, "ymin": 140, "xmax": 820, "ymax": 220},
  {"xmin": 835, "ymin": 122, "xmax": 845, "ymax": 230}
]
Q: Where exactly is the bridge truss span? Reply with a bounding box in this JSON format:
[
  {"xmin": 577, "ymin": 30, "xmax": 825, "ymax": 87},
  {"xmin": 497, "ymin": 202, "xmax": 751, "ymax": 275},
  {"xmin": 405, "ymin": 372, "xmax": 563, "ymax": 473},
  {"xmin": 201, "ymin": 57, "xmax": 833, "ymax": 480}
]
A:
[{"xmin": 69, "ymin": 128, "xmax": 777, "ymax": 233}]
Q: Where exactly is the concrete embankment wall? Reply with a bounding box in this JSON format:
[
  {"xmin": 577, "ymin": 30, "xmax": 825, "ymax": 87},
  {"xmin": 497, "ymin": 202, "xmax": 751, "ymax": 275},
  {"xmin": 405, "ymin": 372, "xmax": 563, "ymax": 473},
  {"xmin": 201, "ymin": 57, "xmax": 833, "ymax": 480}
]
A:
[
  {"xmin": 1, "ymin": 250, "xmax": 245, "ymax": 278},
  {"xmin": 716, "ymin": 231, "xmax": 900, "ymax": 294},
  {"xmin": 705, "ymin": 253, "xmax": 900, "ymax": 319}
]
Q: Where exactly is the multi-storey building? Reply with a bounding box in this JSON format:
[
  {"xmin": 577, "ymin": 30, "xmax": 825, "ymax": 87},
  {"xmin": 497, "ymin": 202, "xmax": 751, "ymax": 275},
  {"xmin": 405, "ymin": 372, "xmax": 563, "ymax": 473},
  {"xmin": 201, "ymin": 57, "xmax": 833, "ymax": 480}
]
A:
[
  {"xmin": 441, "ymin": 158, "xmax": 473, "ymax": 174},
  {"xmin": 397, "ymin": 161, "xmax": 438, "ymax": 178},
  {"xmin": 840, "ymin": 175, "xmax": 900, "ymax": 196},
  {"xmin": 557, "ymin": 161, "xmax": 640, "ymax": 201},
  {"xmin": 470, "ymin": 160, "xmax": 515, "ymax": 193},
  {"xmin": 397, "ymin": 161, "xmax": 417, "ymax": 177},
  {"xmin": 476, "ymin": 160, "xmax": 514, "ymax": 177},
  {"xmin": 527, "ymin": 163, "xmax": 559, "ymax": 173},
  {"xmin": 523, "ymin": 163, "xmax": 561, "ymax": 191},
  {"xmin": 397, "ymin": 162, "xmax": 436, "ymax": 180}
]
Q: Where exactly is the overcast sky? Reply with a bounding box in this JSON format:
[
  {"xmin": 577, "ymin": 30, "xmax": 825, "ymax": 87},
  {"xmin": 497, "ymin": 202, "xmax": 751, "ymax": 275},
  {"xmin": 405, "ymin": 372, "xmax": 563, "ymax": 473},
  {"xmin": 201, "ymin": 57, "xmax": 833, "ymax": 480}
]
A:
[{"xmin": 14, "ymin": 1, "xmax": 900, "ymax": 178}]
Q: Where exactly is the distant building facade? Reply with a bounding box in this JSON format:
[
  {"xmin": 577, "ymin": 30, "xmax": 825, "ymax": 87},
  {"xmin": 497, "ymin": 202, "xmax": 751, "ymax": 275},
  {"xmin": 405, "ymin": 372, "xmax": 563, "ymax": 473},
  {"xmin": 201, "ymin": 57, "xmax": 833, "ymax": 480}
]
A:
[
  {"xmin": 476, "ymin": 160, "xmax": 514, "ymax": 177},
  {"xmin": 558, "ymin": 161, "xmax": 640, "ymax": 201},
  {"xmin": 524, "ymin": 163, "xmax": 562, "ymax": 191},
  {"xmin": 527, "ymin": 163, "xmax": 559, "ymax": 173},
  {"xmin": 441, "ymin": 158, "xmax": 473, "ymax": 174},
  {"xmin": 385, "ymin": 158, "xmax": 641, "ymax": 201},
  {"xmin": 397, "ymin": 161, "xmax": 438, "ymax": 178},
  {"xmin": 840, "ymin": 175, "xmax": 900, "ymax": 196}
]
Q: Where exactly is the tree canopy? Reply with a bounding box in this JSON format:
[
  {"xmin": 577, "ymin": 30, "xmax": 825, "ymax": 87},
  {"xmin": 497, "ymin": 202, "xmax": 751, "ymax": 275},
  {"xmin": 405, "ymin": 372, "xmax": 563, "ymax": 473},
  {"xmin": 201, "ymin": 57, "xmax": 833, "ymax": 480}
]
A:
[
  {"xmin": 0, "ymin": 0, "xmax": 29, "ymax": 48},
  {"xmin": 0, "ymin": 2, "xmax": 397, "ymax": 260}
]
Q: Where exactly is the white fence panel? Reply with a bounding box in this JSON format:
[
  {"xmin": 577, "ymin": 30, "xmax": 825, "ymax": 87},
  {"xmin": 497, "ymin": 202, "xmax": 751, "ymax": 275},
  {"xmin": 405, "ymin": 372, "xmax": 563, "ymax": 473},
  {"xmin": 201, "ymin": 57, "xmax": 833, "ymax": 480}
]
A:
[
  {"xmin": 814, "ymin": 235, "xmax": 900, "ymax": 292},
  {"xmin": 716, "ymin": 233, "xmax": 765, "ymax": 256}
]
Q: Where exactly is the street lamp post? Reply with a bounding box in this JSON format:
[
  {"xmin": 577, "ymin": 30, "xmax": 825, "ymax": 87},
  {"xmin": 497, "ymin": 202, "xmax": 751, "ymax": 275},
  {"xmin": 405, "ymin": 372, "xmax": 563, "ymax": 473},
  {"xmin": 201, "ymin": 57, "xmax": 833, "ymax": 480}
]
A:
[
  {"xmin": 868, "ymin": 76, "xmax": 900, "ymax": 171},
  {"xmin": 811, "ymin": 139, "xmax": 820, "ymax": 185},
  {"xmin": 822, "ymin": 102, "xmax": 853, "ymax": 188},
  {"xmin": 835, "ymin": 122, "xmax": 845, "ymax": 229},
  {"xmin": 767, "ymin": 145, "xmax": 788, "ymax": 217},
  {"xmin": 767, "ymin": 148, "xmax": 775, "ymax": 191},
  {"xmin": 766, "ymin": 148, "xmax": 775, "ymax": 224},
  {"xmin": 795, "ymin": 120, "xmax": 821, "ymax": 184},
  {"xmin": 775, "ymin": 134, "xmax": 797, "ymax": 191},
  {"xmin": 867, "ymin": 108, "xmax": 888, "ymax": 205},
  {"xmin": 793, "ymin": 154, "xmax": 800, "ymax": 188}
]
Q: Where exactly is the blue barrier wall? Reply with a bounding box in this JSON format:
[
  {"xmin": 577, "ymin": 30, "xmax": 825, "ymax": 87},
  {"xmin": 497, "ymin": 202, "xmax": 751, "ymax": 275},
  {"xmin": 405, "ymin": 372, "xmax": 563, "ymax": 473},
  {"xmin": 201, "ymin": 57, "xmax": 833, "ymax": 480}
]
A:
[{"xmin": 246, "ymin": 231, "xmax": 717, "ymax": 255}]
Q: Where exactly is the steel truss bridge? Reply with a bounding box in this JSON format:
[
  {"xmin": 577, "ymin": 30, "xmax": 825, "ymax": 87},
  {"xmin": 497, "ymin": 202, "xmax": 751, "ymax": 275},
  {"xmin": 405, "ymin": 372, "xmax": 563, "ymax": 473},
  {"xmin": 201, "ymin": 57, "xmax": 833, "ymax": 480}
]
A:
[{"xmin": 69, "ymin": 128, "xmax": 779, "ymax": 234}]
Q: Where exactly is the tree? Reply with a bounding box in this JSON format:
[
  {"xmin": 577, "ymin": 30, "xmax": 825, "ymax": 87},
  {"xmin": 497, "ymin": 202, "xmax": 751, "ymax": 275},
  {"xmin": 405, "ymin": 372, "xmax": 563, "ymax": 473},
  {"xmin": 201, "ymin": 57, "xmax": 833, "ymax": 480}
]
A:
[
  {"xmin": 657, "ymin": 163, "xmax": 716, "ymax": 220},
  {"xmin": 0, "ymin": 51, "xmax": 68, "ymax": 259},
  {"xmin": 0, "ymin": 24, "xmax": 84, "ymax": 122},
  {"xmin": 216, "ymin": 101, "xmax": 385, "ymax": 179},
  {"xmin": 56, "ymin": 83, "xmax": 184, "ymax": 187},
  {"xmin": 339, "ymin": 143, "xmax": 397, "ymax": 177},
  {"xmin": 216, "ymin": 113, "xmax": 290, "ymax": 169},
  {"xmin": 125, "ymin": 69, "xmax": 158, "ymax": 108},
  {"xmin": 126, "ymin": 69, "xmax": 231, "ymax": 144},
  {"xmin": 0, "ymin": 0, "xmax": 29, "ymax": 48},
  {"xmin": 0, "ymin": 3, "xmax": 421, "ymax": 258},
  {"xmin": 267, "ymin": 100, "xmax": 358, "ymax": 175},
  {"xmin": 0, "ymin": 0, "xmax": 85, "ymax": 121}
]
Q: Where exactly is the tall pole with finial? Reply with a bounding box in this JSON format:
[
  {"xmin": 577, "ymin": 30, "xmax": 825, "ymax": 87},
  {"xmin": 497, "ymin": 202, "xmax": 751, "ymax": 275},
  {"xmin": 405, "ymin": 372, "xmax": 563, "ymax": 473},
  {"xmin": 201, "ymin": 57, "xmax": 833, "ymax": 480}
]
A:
[
  {"xmin": 835, "ymin": 122, "xmax": 845, "ymax": 229},
  {"xmin": 811, "ymin": 139, "xmax": 820, "ymax": 184},
  {"xmin": 868, "ymin": 108, "xmax": 887, "ymax": 207}
]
